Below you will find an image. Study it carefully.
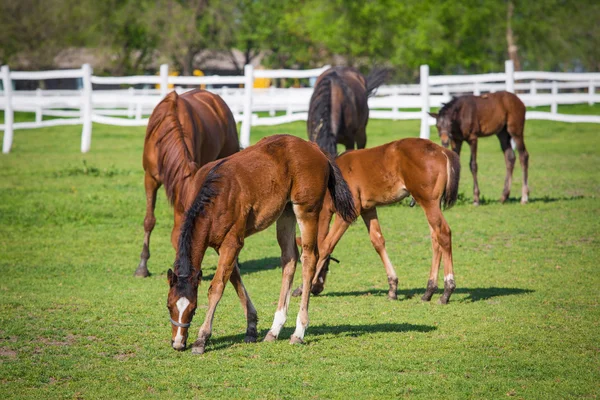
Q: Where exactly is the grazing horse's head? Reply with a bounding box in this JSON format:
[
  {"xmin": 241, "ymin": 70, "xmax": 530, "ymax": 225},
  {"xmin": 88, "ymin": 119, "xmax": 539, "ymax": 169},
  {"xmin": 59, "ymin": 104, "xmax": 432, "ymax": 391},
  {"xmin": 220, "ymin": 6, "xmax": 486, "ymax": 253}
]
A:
[
  {"xmin": 166, "ymin": 268, "xmax": 201, "ymax": 351},
  {"xmin": 429, "ymin": 111, "xmax": 452, "ymax": 148}
]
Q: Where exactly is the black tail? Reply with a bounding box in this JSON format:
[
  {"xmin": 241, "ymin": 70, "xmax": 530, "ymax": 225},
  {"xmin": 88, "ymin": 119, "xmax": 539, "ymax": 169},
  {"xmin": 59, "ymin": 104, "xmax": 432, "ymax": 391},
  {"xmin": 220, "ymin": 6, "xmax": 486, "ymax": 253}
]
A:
[
  {"xmin": 365, "ymin": 68, "xmax": 389, "ymax": 98},
  {"xmin": 441, "ymin": 149, "xmax": 461, "ymax": 210},
  {"xmin": 326, "ymin": 157, "xmax": 358, "ymax": 223},
  {"xmin": 173, "ymin": 160, "xmax": 225, "ymax": 277},
  {"xmin": 308, "ymin": 74, "xmax": 337, "ymax": 156}
]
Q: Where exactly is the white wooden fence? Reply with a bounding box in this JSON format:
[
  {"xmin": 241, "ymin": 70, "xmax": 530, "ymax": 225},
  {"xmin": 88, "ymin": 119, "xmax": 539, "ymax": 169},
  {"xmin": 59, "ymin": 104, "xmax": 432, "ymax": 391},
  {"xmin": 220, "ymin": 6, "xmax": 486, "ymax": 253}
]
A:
[{"xmin": 1, "ymin": 60, "xmax": 599, "ymax": 153}]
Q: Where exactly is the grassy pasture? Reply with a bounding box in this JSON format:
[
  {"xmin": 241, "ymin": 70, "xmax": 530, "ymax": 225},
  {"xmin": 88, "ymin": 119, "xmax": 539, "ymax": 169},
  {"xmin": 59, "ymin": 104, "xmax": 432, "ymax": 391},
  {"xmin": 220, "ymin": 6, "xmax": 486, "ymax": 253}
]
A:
[{"xmin": 0, "ymin": 105, "xmax": 599, "ymax": 399}]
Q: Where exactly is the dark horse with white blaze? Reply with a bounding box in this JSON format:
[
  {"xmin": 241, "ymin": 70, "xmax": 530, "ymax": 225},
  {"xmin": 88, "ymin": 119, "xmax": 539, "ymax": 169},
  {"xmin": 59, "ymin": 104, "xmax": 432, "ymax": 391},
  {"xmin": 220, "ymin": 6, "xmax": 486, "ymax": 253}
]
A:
[
  {"xmin": 293, "ymin": 138, "xmax": 461, "ymax": 304},
  {"xmin": 166, "ymin": 135, "xmax": 357, "ymax": 354},
  {"xmin": 429, "ymin": 91, "xmax": 529, "ymax": 205},
  {"xmin": 134, "ymin": 89, "xmax": 239, "ymax": 277},
  {"xmin": 308, "ymin": 66, "xmax": 387, "ymax": 156}
]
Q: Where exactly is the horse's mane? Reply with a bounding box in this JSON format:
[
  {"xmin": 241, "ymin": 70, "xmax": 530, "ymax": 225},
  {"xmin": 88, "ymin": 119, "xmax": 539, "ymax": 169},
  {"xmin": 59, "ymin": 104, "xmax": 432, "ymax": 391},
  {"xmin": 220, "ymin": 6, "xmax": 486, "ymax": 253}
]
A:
[
  {"xmin": 174, "ymin": 159, "xmax": 226, "ymax": 278},
  {"xmin": 308, "ymin": 71, "xmax": 357, "ymax": 156},
  {"xmin": 438, "ymin": 96, "xmax": 462, "ymax": 118},
  {"xmin": 365, "ymin": 68, "xmax": 389, "ymax": 97},
  {"xmin": 147, "ymin": 92, "xmax": 198, "ymax": 206}
]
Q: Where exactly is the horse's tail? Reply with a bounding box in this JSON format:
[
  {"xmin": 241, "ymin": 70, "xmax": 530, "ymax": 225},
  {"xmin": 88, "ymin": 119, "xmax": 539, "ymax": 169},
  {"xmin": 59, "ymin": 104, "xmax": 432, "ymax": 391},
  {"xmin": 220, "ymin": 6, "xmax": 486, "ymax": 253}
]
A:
[
  {"xmin": 326, "ymin": 156, "xmax": 357, "ymax": 223},
  {"xmin": 147, "ymin": 91, "xmax": 199, "ymax": 205},
  {"xmin": 365, "ymin": 68, "xmax": 389, "ymax": 98},
  {"xmin": 441, "ymin": 149, "xmax": 461, "ymax": 210},
  {"xmin": 308, "ymin": 72, "xmax": 351, "ymax": 156},
  {"xmin": 174, "ymin": 160, "xmax": 225, "ymax": 277}
]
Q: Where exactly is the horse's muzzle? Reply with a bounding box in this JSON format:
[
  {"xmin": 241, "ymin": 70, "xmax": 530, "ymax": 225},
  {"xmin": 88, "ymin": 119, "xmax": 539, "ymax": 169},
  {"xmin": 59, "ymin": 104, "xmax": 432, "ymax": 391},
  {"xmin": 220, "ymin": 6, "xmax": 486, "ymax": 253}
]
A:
[{"xmin": 171, "ymin": 339, "xmax": 187, "ymax": 351}]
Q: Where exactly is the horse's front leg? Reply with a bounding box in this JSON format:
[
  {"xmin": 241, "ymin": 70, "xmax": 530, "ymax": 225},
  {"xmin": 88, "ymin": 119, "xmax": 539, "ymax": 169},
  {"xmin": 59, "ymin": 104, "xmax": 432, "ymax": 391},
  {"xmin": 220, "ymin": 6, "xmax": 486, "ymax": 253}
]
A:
[
  {"xmin": 361, "ymin": 208, "xmax": 398, "ymax": 300},
  {"xmin": 229, "ymin": 259, "xmax": 258, "ymax": 343},
  {"xmin": 468, "ymin": 139, "xmax": 481, "ymax": 205},
  {"xmin": 134, "ymin": 172, "xmax": 160, "ymax": 277},
  {"xmin": 191, "ymin": 239, "xmax": 241, "ymax": 355}
]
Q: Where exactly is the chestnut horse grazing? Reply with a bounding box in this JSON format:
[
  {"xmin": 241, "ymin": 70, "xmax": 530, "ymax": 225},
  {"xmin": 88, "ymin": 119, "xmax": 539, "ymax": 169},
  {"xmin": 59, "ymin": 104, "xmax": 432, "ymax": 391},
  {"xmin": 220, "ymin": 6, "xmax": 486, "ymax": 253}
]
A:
[
  {"xmin": 308, "ymin": 66, "xmax": 387, "ymax": 156},
  {"xmin": 134, "ymin": 89, "xmax": 239, "ymax": 277},
  {"xmin": 429, "ymin": 91, "xmax": 528, "ymax": 205},
  {"xmin": 293, "ymin": 138, "xmax": 461, "ymax": 304},
  {"xmin": 166, "ymin": 135, "xmax": 357, "ymax": 353}
]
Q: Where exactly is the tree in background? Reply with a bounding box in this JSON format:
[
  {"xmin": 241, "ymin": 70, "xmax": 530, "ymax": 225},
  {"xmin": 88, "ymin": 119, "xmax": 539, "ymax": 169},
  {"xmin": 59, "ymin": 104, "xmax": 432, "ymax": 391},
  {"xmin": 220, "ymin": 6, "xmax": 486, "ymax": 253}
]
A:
[{"xmin": 0, "ymin": 0, "xmax": 598, "ymax": 79}]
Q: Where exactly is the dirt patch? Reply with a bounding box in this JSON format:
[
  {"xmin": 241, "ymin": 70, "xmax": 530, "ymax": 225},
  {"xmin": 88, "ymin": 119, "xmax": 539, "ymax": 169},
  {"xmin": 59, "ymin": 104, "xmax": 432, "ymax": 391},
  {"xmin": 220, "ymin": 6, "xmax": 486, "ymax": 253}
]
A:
[
  {"xmin": 0, "ymin": 349, "xmax": 17, "ymax": 359},
  {"xmin": 114, "ymin": 351, "xmax": 135, "ymax": 361},
  {"xmin": 39, "ymin": 334, "xmax": 78, "ymax": 346}
]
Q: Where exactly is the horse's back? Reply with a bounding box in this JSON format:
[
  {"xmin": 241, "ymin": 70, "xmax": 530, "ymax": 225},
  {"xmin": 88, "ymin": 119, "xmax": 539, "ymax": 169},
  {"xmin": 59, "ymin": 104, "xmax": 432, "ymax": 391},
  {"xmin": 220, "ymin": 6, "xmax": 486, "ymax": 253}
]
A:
[{"xmin": 180, "ymin": 89, "xmax": 239, "ymax": 162}]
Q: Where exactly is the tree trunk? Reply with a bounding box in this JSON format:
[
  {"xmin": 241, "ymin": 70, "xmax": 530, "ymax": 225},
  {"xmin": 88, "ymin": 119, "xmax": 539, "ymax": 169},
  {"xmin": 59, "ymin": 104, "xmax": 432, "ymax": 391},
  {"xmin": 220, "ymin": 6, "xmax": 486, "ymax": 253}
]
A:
[{"xmin": 506, "ymin": 0, "xmax": 521, "ymax": 71}]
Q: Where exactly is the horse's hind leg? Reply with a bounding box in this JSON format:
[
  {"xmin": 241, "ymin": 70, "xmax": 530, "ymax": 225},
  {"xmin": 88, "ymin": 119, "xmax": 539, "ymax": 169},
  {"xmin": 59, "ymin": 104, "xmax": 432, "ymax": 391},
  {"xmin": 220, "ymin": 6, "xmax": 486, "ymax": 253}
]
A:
[
  {"xmin": 421, "ymin": 201, "xmax": 455, "ymax": 304},
  {"xmin": 510, "ymin": 132, "xmax": 529, "ymax": 204},
  {"xmin": 497, "ymin": 129, "xmax": 516, "ymax": 203},
  {"xmin": 264, "ymin": 205, "xmax": 298, "ymax": 342},
  {"xmin": 134, "ymin": 172, "xmax": 160, "ymax": 277},
  {"xmin": 362, "ymin": 208, "xmax": 398, "ymax": 300},
  {"xmin": 310, "ymin": 215, "xmax": 351, "ymax": 295},
  {"xmin": 191, "ymin": 238, "xmax": 241, "ymax": 354},
  {"xmin": 290, "ymin": 204, "xmax": 320, "ymax": 344},
  {"xmin": 230, "ymin": 259, "xmax": 258, "ymax": 343}
]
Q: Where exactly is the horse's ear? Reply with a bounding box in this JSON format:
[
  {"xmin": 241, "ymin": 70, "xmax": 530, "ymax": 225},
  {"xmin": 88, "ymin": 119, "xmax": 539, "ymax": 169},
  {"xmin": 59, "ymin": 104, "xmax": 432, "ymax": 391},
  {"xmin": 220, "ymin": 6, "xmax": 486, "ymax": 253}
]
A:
[
  {"xmin": 167, "ymin": 269, "xmax": 177, "ymax": 287},
  {"xmin": 428, "ymin": 112, "xmax": 439, "ymax": 119},
  {"xmin": 190, "ymin": 269, "xmax": 202, "ymax": 288}
]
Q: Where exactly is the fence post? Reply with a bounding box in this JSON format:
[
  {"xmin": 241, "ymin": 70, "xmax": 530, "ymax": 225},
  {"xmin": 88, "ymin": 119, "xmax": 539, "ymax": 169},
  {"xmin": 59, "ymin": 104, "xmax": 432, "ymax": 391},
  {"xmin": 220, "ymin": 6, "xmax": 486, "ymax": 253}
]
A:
[
  {"xmin": 392, "ymin": 86, "xmax": 399, "ymax": 120},
  {"xmin": 80, "ymin": 63, "xmax": 93, "ymax": 153},
  {"xmin": 589, "ymin": 81, "xmax": 594, "ymax": 106},
  {"xmin": 551, "ymin": 81, "xmax": 558, "ymax": 114},
  {"xmin": 1, "ymin": 65, "xmax": 14, "ymax": 154},
  {"xmin": 505, "ymin": 60, "xmax": 514, "ymax": 93},
  {"xmin": 473, "ymin": 81, "xmax": 480, "ymax": 96},
  {"xmin": 420, "ymin": 64, "xmax": 430, "ymax": 139},
  {"xmin": 127, "ymin": 87, "xmax": 135, "ymax": 118},
  {"xmin": 160, "ymin": 64, "xmax": 169, "ymax": 98},
  {"xmin": 35, "ymin": 88, "xmax": 43, "ymax": 124},
  {"xmin": 240, "ymin": 64, "xmax": 254, "ymax": 148}
]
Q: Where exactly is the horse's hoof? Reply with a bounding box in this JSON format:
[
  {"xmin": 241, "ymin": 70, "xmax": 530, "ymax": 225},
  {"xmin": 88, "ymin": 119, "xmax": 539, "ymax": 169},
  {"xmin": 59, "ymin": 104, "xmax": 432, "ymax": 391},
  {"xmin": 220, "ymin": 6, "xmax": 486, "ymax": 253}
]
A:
[
  {"xmin": 473, "ymin": 201, "xmax": 480, "ymax": 206},
  {"xmin": 263, "ymin": 332, "xmax": 277, "ymax": 342},
  {"xmin": 387, "ymin": 293, "xmax": 398, "ymax": 301},
  {"xmin": 191, "ymin": 345, "xmax": 206, "ymax": 355},
  {"xmin": 133, "ymin": 266, "xmax": 150, "ymax": 277},
  {"xmin": 291, "ymin": 287, "xmax": 303, "ymax": 297},
  {"xmin": 289, "ymin": 335, "xmax": 304, "ymax": 345},
  {"xmin": 521, "ymin": 199, "xmax": 528, "ymax": 205},
  {"xmin": 437, "ymin": 297, "xmax": 449, "ymax": 305},
  {"xmin": 244, "ymin": 335, "xmax": 257, "ymax": 344}
]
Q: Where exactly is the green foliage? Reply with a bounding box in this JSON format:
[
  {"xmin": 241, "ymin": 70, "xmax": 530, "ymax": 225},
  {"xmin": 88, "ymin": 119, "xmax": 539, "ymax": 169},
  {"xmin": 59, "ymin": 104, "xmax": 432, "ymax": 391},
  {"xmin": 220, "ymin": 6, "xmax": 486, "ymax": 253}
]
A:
[{"xmin": 0, "ymin": 109, "xmax": 599, "ymax": 398}]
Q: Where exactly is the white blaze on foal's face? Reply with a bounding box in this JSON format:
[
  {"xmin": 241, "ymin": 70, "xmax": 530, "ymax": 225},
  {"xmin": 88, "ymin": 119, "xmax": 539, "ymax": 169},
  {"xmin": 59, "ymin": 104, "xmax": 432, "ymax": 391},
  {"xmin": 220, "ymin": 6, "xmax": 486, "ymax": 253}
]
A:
[{"xmin": 171, "ymin": 297, "xmax": 190, "ymax": 350}]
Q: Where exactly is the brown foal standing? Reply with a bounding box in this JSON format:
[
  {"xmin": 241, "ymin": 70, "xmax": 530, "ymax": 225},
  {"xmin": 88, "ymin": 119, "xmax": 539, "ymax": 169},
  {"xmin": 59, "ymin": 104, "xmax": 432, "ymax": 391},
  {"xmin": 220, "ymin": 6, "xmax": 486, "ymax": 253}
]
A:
[
  {"xmin": 429, "ymin": 91, "xmax": 529, "ymax": 205},
  {"xmin": 166, "ymin": 135, "xmax": 357, "ymax": 354},
  {"xmin": 135, "ymin": 89, "xmax": 239, "ymax": 277},
  {"xmin": 294, "ymin": 138, "xmax": 461, "ymax": 304}
]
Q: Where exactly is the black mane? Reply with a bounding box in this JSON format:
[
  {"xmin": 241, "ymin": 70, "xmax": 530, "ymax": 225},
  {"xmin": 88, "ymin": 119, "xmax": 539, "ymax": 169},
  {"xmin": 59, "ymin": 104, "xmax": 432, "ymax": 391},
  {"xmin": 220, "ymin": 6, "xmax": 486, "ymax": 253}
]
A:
[
  {"xmin": 174, "ymin": 159, "xmax": 226, "ymax": 279},
  {"xmin": 438, "ymin": 96, "xmax": 461, "ymax": 118}
]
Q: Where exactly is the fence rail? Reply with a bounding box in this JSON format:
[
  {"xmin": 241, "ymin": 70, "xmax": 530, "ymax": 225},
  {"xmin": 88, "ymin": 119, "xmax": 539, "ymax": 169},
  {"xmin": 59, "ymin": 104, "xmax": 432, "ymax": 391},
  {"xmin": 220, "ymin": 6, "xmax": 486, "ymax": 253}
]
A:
[{"xmin": 1, "ymin": 61, "xmax": 598, "ymax": 153}]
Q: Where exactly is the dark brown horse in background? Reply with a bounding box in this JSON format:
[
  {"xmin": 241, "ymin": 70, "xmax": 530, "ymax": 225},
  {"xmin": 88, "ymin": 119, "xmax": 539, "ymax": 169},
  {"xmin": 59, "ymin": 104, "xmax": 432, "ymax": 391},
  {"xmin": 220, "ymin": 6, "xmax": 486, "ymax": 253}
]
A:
[
  {"xmin": 293, "ymin": 138, "xmax": 461, "ymax": 304},
  {"xmin": 308, "ymin": 66, "xmax": 387, "ymax": 155},
  {"xmin": 134, "ymin": 89, "xmax": 239, "ymax": 277},
  {"xmin": 429, "ymin": 91, "xmax": 529, "ymax": 205},
  {"xmin": 166, "ymin": 135, "xmax": 357, "ymax": 354}
]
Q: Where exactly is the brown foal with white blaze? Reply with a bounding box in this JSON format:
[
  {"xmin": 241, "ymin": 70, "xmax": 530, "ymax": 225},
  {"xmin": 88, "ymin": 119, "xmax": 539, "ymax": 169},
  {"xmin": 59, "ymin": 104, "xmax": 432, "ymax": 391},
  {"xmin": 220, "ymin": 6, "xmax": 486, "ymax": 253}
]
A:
[
  {"xmin": 429, "ymin": 91, "xmax": 529, "ymax": 205},
  {"xmin": 294, "ymin": 138, "xmax": 461, "ymax": 304},
  {"xmin": 135, "ymin": 89, "xmax": 239, "ymax": 277},
  {"xmin": 166, "ymin": 135, "xmax": 357, "ymax": 354}
]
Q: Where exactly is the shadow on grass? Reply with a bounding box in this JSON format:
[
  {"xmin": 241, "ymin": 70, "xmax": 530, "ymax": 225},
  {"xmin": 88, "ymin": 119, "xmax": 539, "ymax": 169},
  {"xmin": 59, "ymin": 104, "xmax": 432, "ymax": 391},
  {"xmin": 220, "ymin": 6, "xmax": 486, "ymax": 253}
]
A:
[
  {"xmin": 320, "ymin": 287, "xmax": 534, "ymax": 302},
  {"xmin": 472, "ymin": 194, "xmax": 584, "ymax": 206},
  {"xmin": 204, "ymin": 322, "xmax": 436, "ymax": 351},
  {"xmin": 202, "ymin": 257, "xmax": 281, "ymax": 281}
]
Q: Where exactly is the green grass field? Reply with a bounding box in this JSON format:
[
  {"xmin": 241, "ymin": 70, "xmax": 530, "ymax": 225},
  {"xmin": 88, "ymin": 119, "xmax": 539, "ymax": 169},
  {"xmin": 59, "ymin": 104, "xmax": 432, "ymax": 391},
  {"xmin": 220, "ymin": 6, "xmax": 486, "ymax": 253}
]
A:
[{"xmin": 1, "ymin": 105, "xmax": 599, "ymax": 399}]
